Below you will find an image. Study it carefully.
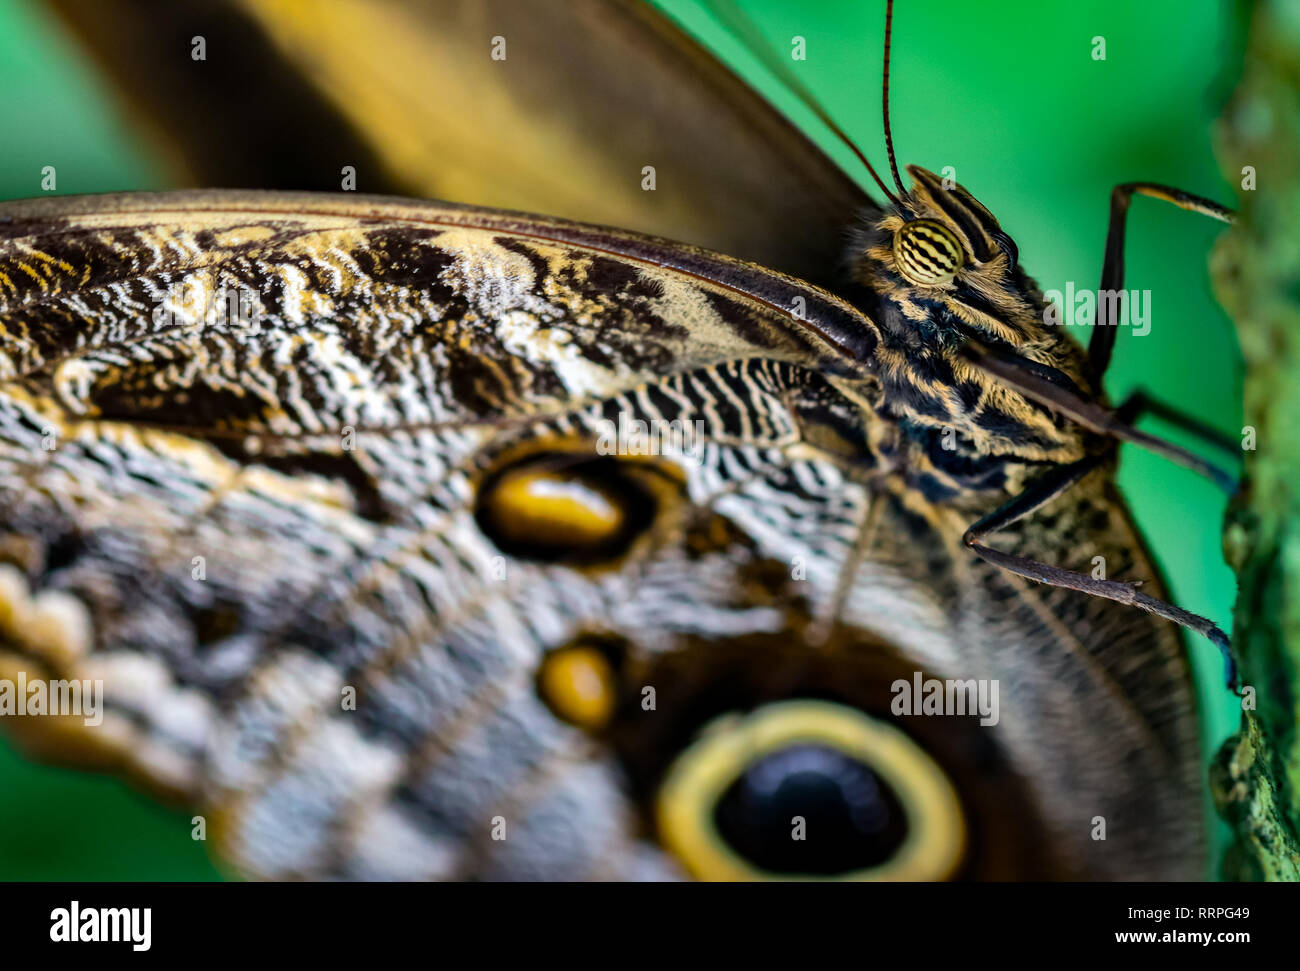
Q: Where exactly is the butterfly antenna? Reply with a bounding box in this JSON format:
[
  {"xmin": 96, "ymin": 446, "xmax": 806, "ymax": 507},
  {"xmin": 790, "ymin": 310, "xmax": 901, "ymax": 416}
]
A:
[
  {"xmin": 882, "ymin": 0, "xmax": 905, "ymax": 195},
  {"xmin": 701, "ymin": 0, "xmax": 902, "ymax": 207}
]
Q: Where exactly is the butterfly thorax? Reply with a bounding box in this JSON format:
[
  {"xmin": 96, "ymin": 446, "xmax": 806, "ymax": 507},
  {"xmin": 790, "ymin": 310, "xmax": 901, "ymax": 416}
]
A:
[{"xmin": 841, "ymin": 166, "xmax": 1102, "ymax": 503}]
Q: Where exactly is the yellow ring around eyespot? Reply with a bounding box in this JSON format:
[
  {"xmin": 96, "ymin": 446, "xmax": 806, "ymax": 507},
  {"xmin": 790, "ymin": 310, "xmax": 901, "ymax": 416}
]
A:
[
  {"xmin": 537, "ymin": 645, "xmax": 617, "ymax": 731},
  {"xmin": 655, "ymin": 700, "xmax": 966, "ymax": 881}
]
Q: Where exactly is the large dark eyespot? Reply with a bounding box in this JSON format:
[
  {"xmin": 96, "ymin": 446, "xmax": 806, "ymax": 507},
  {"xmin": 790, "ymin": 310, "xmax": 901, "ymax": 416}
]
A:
[
  {"xmin": 656, "ymin": 700, "xmax": 965, "ymax": 881},
  {"xmin": 893, "ymin": 219, "xmax": 965, "ymax": 287},
  {"xmin": 714, "ymin": 743, "xmax": 908, "ymax": 874}
]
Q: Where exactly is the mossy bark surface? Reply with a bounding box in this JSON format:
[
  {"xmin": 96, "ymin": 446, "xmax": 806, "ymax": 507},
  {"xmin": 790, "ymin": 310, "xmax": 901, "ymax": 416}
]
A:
[{"xmin": 1212, "ymin": 0, "xmax": 1300, "ymax": 882}]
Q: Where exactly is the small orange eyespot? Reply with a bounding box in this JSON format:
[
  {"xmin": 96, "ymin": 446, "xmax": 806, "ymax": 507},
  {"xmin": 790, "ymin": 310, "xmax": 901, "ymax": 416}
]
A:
[{"xmin": 537, "ymin": 644, "xmax": 618, "ymax": 731}]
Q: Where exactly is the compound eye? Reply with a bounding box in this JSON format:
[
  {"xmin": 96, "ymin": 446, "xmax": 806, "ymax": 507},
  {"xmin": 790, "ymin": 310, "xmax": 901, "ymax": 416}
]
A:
[{"xmin": 893, "ymin": 219, "xmax": 965, "ymax": 286}]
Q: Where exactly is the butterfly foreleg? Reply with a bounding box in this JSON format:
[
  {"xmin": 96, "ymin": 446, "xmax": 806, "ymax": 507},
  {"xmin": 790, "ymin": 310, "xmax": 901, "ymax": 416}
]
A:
[
  {"xmin": 806, "ymin": 481, "xmax": 887, "ymax": 647},
  {"xmin": 1088, "ymin": 182, "xmax": 1234, "ymax": 380},
  {"xmin": 1114, "ymin": 389, "xmax": 1241, "ymax": 461},
  {"xmin": 961, "ymin": 456, "xmax": 1237, "ymax": 690}
]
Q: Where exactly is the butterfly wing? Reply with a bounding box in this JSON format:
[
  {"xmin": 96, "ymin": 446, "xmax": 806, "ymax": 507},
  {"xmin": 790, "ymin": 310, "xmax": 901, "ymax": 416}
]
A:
[
  {"xmin": 41, "ymin": 0, "xmax": 870, "ymax": 286},
  {"xmin": 0, "ymin": 192, "xmax": 1201, "ymax": 879}
]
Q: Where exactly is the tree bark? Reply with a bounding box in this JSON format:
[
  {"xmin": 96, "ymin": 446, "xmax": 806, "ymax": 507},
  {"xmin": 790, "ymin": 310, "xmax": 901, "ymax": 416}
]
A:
[{"xmin": 1212, "ymin": 0, "xmax": 1300, "ymax": 881}]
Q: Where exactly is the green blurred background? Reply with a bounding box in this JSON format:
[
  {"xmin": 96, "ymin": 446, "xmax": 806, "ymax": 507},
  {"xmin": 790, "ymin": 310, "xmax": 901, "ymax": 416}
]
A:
[{"xmin": 0, "ymin": 0, "xmax": 1243, "ymax": 879}]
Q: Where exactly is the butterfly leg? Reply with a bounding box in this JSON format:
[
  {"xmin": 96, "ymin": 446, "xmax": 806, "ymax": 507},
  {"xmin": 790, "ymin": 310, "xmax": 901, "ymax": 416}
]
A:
[
  {"xmin": 962, "ymin": 457, "xmax": 1238, "ymax": 691},
  {"xmin": 808, "ymin": 485, "xmax": 887, "ymax": 646},
  {"xmin": 1088, "ymin": 182, "xmax": 1234, "ymax": 380},
  {"xmin": 1114, "ymin": 390, "xmax": 1240, "ymax": 458}
]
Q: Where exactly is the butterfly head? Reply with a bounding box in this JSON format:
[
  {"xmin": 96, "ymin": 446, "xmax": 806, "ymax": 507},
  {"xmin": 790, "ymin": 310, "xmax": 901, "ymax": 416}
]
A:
[
  {"xmin": 848, "ymin": 165, "xmax": 1068, "ymax": 354},
  {"xmin": 843, "ymin": 165, "xmax": 1096, "ymax": 466}
]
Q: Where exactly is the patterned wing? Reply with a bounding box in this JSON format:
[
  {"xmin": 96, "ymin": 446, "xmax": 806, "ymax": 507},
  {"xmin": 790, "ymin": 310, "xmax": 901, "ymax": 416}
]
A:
[
  {"xmin": 41, "ymin": 0, "xmax": 871, "ymax": 287},
  {"xmin": 0, "ymin": 191, "xmax": 1201, "ymax": 879}
]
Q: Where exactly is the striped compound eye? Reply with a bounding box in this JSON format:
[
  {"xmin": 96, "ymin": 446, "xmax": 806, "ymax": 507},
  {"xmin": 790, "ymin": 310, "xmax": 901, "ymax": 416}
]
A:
[{"xmin": 893, "ymin": 218, "xmax": 965, "ymax": 286}]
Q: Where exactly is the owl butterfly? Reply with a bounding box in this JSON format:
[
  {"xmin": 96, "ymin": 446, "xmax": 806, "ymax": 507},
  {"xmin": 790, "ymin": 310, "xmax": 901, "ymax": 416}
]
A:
[{"xmin": 0, "ymin": 0, "xmax": 1235, "ymax": 881}]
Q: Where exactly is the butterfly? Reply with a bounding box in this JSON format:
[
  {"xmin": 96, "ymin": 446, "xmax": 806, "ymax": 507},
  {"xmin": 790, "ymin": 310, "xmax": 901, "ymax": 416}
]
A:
[{"xmin": 0, "ymin": 0, "xmax": 1237, "ymax": 880}]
